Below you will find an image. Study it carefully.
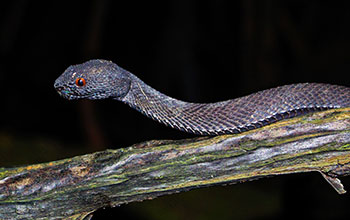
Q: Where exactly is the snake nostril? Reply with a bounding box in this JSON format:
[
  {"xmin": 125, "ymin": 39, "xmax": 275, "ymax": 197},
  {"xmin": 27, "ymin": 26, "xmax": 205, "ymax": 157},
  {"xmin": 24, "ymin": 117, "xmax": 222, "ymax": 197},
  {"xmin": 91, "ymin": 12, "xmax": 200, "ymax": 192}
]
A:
[{"xmin": 55, "ymin": 86, "xmax": 64, "ymax": 92}]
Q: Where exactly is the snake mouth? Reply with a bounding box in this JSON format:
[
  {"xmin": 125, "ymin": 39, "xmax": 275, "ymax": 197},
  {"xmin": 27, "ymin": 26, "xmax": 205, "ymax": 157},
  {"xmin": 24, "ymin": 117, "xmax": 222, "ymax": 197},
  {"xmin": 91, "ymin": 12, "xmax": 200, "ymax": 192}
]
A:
[
  {"xmin": 56, "ymin": 87, "xmax": 108, "ymax": 100},
  {"xmin": 55, "ymin": 86, "xmax": 78, "ymax": 100}
]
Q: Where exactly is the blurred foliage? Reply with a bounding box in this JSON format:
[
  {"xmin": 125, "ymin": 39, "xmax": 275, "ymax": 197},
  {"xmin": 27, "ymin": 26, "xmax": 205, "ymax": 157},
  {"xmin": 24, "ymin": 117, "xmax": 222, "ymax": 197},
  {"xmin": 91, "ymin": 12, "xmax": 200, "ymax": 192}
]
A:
[{"xmin": 0, "ymin": 132, "xmax": 86, "ymax": 167}]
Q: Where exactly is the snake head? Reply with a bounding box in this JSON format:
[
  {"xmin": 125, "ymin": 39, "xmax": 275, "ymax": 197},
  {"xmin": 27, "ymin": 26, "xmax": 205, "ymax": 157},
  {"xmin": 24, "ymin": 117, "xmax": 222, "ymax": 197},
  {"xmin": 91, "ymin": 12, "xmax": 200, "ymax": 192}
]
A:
[{"xmin": 54, "ymin": 59, "xmax": 131, "ymax": 100}]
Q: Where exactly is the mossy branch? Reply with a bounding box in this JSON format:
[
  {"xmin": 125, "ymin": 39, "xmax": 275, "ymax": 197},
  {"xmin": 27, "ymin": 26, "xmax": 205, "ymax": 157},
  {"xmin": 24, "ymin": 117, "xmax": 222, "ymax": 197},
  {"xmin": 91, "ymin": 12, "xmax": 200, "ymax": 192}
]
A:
[{"xmin": 1, "ymin": 108, "xmax": 350, "ymax": 219}]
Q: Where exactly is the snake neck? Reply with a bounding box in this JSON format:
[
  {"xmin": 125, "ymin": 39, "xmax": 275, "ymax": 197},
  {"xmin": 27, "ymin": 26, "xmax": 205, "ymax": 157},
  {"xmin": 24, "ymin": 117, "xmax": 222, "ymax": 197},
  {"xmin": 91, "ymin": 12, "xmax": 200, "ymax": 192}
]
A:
[{"xmin": 120, "ymin": 73, "xmax": 201, "ymax": 133}]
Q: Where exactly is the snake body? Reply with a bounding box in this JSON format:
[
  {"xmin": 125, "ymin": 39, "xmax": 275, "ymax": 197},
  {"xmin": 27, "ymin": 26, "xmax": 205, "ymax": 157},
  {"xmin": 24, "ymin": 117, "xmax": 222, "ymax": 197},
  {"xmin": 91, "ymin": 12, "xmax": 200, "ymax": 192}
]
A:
[{"xmin": 54, "ymin": 59, "xmax": 350, "ymax": 135}]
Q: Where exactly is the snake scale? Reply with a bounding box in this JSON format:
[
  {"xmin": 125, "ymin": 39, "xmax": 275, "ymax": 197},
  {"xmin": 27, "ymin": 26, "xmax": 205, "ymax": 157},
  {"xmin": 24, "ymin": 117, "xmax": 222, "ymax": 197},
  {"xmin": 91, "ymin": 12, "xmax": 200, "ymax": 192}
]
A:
[{"xmin": 54, "ymin": 59, "xmax": 350, "ymax": 135}]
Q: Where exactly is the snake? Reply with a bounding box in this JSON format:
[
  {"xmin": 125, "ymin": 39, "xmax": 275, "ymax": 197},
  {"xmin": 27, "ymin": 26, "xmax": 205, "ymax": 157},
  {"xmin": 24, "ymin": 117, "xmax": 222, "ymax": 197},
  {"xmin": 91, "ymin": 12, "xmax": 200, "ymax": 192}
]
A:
[{"xmin": 54, "ymin": 59, "xmax": 350, "ymax": 135}]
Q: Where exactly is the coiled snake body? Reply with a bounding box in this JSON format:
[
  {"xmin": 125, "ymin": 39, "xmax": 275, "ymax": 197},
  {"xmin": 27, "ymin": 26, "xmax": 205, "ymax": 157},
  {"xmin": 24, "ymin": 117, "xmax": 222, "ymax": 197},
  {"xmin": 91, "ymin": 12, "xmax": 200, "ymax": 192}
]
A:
[{"xmin": 54, "ymin": 59, "xmax": 350, "ymax": 135}]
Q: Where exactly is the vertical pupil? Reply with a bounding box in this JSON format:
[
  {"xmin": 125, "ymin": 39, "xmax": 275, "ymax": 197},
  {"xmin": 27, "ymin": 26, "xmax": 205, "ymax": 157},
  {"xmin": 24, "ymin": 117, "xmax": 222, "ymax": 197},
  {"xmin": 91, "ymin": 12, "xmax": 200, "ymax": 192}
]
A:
[{"xmin": 78, "ymin": 79, "xmax": 84, "ymax": 86}]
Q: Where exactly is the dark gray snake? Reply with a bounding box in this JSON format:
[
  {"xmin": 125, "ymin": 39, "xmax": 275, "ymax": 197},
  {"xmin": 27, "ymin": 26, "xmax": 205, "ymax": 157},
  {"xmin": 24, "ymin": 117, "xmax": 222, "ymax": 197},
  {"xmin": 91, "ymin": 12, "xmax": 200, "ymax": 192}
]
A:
[{"xmin": 54, "ymin": 59, "xmax": 350, "ymax": 135}]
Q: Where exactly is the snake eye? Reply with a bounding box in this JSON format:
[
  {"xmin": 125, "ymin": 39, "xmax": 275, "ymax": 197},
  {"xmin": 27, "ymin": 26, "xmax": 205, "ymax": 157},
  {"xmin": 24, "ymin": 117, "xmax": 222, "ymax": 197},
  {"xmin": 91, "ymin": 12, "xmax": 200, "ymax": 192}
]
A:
[{"xmin": 75, "ymin": 78, "xmax": 86, "ymax": 87}]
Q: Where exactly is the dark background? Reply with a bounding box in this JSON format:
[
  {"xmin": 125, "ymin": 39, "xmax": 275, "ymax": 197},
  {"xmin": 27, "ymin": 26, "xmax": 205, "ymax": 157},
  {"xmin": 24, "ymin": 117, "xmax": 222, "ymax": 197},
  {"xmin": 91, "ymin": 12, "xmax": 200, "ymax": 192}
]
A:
[{"xmin": 1, "ymin": 1, "xmax": 350, "ymax": 219}]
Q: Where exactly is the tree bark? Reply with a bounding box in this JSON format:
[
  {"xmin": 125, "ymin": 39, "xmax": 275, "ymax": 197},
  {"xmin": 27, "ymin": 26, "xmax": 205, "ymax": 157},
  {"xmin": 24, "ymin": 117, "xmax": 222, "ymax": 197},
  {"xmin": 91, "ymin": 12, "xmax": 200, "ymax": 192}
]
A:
[{"xmin": 1, "ymin": 108, "xmax": 350, "ymax": 219}]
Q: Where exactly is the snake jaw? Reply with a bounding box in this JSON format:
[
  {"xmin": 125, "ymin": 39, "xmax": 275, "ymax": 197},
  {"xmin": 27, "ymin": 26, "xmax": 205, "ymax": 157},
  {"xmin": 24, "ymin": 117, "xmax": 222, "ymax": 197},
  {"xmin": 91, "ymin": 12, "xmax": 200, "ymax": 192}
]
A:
[
  {"xmin": 55, "ymin": 83, "xmax": 109, "ymax": 100},
  {"xmin": 54, "ymin": 83, "xmax": 81, "ymax": 100},
  {"xmin": 55, "ymin": 88, "xmax": 77, "ymax": 100}
]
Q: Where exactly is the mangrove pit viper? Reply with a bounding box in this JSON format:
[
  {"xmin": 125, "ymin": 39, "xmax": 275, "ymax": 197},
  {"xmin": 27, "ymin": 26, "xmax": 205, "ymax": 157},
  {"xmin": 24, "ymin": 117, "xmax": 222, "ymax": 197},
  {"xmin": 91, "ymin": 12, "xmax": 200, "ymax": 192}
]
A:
[{"xmin": 54, "ymin": 59, "xmax": 350, "ymax": 135}]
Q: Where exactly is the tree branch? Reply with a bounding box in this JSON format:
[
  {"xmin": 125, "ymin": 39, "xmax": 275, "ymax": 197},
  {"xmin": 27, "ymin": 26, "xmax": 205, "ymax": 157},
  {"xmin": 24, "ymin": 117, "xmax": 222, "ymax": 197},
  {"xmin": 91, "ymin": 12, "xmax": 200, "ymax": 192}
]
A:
[{"xmin": 1, "ymin": 108, "xmax": 350, "ymax": 219}]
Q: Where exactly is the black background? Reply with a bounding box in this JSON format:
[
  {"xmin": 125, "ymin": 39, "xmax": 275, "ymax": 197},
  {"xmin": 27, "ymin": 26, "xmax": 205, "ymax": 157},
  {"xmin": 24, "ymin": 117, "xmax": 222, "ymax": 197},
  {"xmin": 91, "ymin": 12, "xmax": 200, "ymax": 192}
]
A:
[{"xmin": 1, "ymin": 1, "xmax": 350, "ymax": 219}]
